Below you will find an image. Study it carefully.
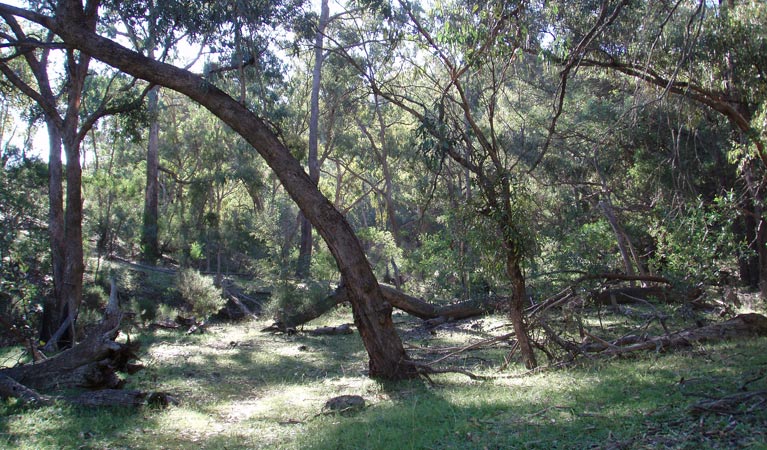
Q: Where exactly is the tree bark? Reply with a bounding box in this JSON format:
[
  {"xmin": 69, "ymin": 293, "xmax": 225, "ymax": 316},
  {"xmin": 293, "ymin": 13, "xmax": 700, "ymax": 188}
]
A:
[
  {"xmin": 40, "ymin": 119, "xmax": 64, "ymax": 343},
  {"xmin": 60, "ymin": 135, "xmax": 86, "ymax": 347},
  {"xmin": 506, "ymin": 254, "xmax": 537, "ymax": 369},
  {"xmin": 141, "ymin": 85, "xmax": 161, "ymax": 263},
  {"xmin": 8, "ymin": 3, "xmax": 416, "ymax": 379}
]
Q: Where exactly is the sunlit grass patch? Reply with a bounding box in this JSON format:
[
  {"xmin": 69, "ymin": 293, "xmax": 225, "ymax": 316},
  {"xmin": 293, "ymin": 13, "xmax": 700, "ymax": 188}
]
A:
[{"xmin": 0, "ymin": 345, "xmax": 26, "ymax": 368}]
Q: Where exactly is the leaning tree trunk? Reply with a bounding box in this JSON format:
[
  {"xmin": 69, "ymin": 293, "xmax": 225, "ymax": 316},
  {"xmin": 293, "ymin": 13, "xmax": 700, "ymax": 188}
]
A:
[{"xmin": 23, "ymin": 5, "xmax": 417, "ymax": 380}]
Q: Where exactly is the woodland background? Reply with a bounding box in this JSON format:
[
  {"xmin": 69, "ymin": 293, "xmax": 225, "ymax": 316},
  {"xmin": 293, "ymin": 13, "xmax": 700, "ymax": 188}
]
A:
[{"xmin": 0, "ymin": 0, "xmax": 766, "ymax": 447}]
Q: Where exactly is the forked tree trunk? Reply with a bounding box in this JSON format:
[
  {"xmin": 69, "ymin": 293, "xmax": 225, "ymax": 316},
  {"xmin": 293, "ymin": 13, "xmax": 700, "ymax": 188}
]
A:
[
  {"xmin": 2, "ymin": 275, "xmax": 136, "ymax": 391},
  {"xmin": 19, "ymin": 3, "xmax": 416, "ymax": 379},
  {"xmin": 41, "ymin": 78, "xmax": 87, "ymax": 351},
  {"xmin": 0, "ymin": 276, "xmax": 177, "ymax": 408}
]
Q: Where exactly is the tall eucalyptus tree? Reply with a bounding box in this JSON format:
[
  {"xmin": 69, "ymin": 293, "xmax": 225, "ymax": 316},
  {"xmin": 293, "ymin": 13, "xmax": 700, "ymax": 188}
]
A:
[
  {"xmin": 342, "ymin": 0, "xmax": 543, "ymax": 368},
  {"xmin": 296, "ymin": 0, "xmax": 330, "ymax": 278},
  {"xmin": 0, "ymin": 3, "xmax": 147, "ymax": 348}
]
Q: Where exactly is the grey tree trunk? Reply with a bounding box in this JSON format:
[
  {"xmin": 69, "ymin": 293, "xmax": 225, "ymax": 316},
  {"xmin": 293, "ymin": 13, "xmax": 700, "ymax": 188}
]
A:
[
  {"xmin": 141, "ymin": 85, "xmax": 161, "ymax": 263},
  {"xmin": 41, "ymin": 120, "xmax": 64, "ymax": 343},
  {"xmin": 296, "ymin": 0, "xmax": 330, "ymax": 278}
]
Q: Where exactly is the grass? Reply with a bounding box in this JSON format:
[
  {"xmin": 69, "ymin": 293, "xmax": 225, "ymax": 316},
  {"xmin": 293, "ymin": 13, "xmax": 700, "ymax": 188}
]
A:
[{"xmin": 1, "ymin": 304, "xmax": 766, "ymax": 449}]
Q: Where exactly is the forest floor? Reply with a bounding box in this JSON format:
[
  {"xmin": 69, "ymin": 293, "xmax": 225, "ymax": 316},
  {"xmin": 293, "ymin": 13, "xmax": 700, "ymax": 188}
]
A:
[{"xmin": 1, "ymin": 297, "xmax": 767, "ymax": 449}]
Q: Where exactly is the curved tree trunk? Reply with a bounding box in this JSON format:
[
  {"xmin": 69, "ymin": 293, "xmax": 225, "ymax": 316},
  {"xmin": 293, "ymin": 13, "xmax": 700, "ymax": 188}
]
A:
[{"xmin": 18, "ymin": 3, "xmax": 416, "ymax": 379}]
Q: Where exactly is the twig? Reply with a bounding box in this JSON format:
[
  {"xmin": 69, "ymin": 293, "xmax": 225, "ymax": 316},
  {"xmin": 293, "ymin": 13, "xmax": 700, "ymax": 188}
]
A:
[
  {"xmin": 618, "ymin": 292, "xmax": 670, "ymax": 334},
  {"xmin": 426, "ymin": 333, "xmax": 515, "ymax": 366},
  {"xmin": 689, "ymin": 391, "xmax": 767, "ymax": 416},
  {"xmin": 582, "ymin": 329, "xmax": 619, "ymax": 350},
  {"xmin": 739, "ymin": 370, "xmax": 766, "ymax": 391},
  {"xmin": 406, "ymin": 360, "xmax": 489, "ymax": 381}
]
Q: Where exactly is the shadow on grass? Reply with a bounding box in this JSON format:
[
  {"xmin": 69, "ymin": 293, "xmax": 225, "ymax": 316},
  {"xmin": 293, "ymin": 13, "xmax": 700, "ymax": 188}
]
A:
[
  {"xmin": 290, "ymin": 341, "xmax": 767, "ymax": 450},
  {"xmin": 129, "ymin": 327, "xmax": 369, "ymax": 412},
  {"xmin": 0, "ymin": 400, "xmax": 153, "ymax": 449}
]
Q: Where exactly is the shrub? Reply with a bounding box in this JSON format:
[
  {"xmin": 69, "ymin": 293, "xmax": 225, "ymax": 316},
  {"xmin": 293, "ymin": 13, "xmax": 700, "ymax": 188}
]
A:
[
  {"xmin": 81, "ymin": 284, "xmax": 109, "ymax": 312},
  {"xmin": 264, "ymin": 280, "xmax": 333, "ymax": 324},
  {"xmin": 175, "ymin": 268, "xmax": 225, "ymax": 320}
]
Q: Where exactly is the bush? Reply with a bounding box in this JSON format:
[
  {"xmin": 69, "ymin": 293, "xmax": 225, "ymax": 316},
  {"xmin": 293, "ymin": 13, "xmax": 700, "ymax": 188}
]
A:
[
  {"xmin": 264, "ymin": 280, "xmax": 333, "ymax": 323},
  {"xmin": 82, "ymin": 284, "xmax": 109, "ymax": 312},
  {"xmin": 175, "ymin": 268, "xmax": 225, "ymax": 320}
]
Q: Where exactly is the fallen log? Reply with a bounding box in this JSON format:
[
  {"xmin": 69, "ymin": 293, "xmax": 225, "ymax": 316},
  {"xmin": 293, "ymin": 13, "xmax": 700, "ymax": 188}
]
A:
[
  {"xmin": 1, "ymin": 279, "xmax": 139, "ymax": 391},
  {"xmin": 592, "ymin": 286, "xmax": 671, "ymax": 306},
  {"xmin": 148, "ymin": 319, "xmax": 181, "ymax": 330},
  {"xmin": 380, "ymin": 285, "xmax": 501, "ymax": 321},
  {"xmin": 575, "ymin": 273, "xmax": 672, "ymax": 284},
  {"xmin": 584, "ymin": 313, "xmax": 767, "ymax": 356},
  {"xmin": 310, "ymin": 323, "xmax": 354, "ymax": 336},
  {"xmin": 64, "ymin": 389, "xmax": 178, "ymax": 408},
  {"xmin": 0, "ymin": 376, "xmax": 177, "ymax": 408},
  {"xmin": 270, "ymin": 283, "xmax": 501, "ymax": 330},
  {"xmin": 0, "ymin": 275, "xmax": 170, "ymax": 408},
  {"xmin": 0, "ymin": 374, "xmax": 51, "ymax": 406}
]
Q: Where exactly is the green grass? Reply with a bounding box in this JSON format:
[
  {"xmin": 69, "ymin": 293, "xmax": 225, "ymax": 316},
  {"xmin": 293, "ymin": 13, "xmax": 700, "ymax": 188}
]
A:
[{"xmin": 1, "ymin": 306, "xmax": 766, "ymax": 449}]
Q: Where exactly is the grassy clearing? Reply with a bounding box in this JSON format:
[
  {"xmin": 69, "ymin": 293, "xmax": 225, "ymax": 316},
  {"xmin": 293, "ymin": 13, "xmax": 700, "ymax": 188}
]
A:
[{"xmin": 1, "ymin": 305, "xmax": 766, "ymax": 449}]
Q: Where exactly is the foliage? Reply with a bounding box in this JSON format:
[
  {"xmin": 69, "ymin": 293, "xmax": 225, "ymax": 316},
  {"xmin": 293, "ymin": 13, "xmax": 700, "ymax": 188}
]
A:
[
  {"xmin": 309, "ymin": 241, "xmax": 340, "ymax": 282},
  {"xmin": 649, "ymin": 194, "xmax": 744, "ymax": 286},
  {"xmin": 264, "ymin": 279, "xmax": 334, "ymax": 322},
  {"xmin": 0, "ymin": 152, "xmax": 49, "ymax": 342},
  {"xmin": 174, "ymin": 268, "xmax": 225, "ymax": 320},
  {"xmin": 356, "ymin": 227, "xmax": 402, "ymax": 278}
]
